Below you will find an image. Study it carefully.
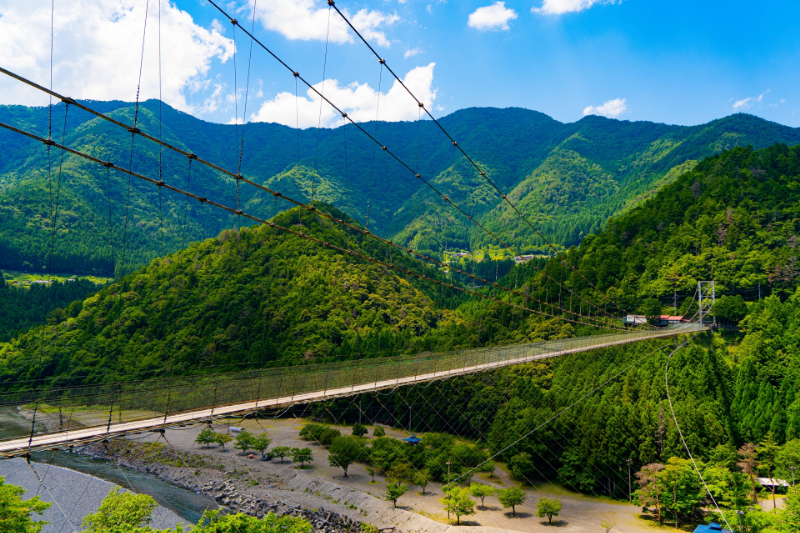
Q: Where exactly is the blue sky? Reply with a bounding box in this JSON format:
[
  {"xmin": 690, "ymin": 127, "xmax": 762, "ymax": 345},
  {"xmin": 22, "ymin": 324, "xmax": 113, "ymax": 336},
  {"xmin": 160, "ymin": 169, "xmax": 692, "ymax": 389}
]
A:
[{"xmin": 1, "ymin": 0, "xmax": 799, "ymax": 128}]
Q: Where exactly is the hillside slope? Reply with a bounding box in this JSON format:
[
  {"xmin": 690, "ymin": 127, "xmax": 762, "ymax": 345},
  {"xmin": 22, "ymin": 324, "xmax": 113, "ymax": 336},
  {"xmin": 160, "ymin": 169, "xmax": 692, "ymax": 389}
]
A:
[
  {"xmin": 2, "ymin": 102, "xmax": 799, "ymax": 274},
  {"xmin": 0, "ymin": 205, "xmax": 470, "ymax": 387},
  {"xmin": 519, "ymin": 143, "xmax": 800, "ymax": 319}
]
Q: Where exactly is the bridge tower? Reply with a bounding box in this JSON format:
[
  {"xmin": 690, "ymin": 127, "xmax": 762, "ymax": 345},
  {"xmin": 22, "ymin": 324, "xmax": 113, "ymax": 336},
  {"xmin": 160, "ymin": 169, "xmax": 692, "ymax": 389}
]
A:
[{"xmin": 698, "ymin": 281, "xmax": 716, "ymax": 327}]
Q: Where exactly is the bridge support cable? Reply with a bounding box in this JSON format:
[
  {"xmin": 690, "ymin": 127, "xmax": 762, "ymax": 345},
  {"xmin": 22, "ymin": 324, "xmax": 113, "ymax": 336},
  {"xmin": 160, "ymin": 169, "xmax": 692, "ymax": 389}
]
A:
[
  {"xmin": 327, "ymin": 1, "xmax": 632, "ymax": 319},
  {"xmin": 441, "ymin": 350, "xmax": 681, "ymax": 507},
  {"xmin": 200, "ymin": 1, "xmax": 622, "ymax": 327},
  {"xmin": 311, "ymin": 1, "xmax": 332, "ymax": 205},
  {"xmin": 348, "ymin": 379, "xmax": 635, "ymax": 530},
  {"xmin": 422, "ymin": 337, "xmax": 687, "ymax": 493},
  {"xmin": 102, "ymin": 439, "xmax": 139, "ymax": 495},
  {"xmin": 25, "ymin": 455, "xmax": 78, "ymax": 532},
  {"xmin": 32, "ymin": 103, "xmax": 71, "ymax": 446},
  {"xmin": 0, "ymin": 69, "xmax": 616, "ymax": 331},
  {"xmin": 665, "ymin": 335, "xmax": 734, "ymax": 532},
  {"xmin": 352, "ymin": 393, "xmax": 535, "ymax": 532},
  {"xmin": 420, "ymin": 373, "xmax": 609, "ymax": 497},
  {"xmin": 410, "ymin": 361, "xmax": 637, "ymax": 503}
]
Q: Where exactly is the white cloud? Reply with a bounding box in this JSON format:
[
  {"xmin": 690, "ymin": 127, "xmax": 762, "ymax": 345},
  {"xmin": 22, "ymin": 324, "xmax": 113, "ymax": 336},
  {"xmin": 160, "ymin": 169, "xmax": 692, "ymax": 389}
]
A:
[
  {"xmin": 404, "ymin": 48, "xmax": 423, "ymax": 59},
  {"xmin": 0, "ymin": 0, "xmax": 234, "ymax": 114},
  {"xmin": 255, "ymin": 0, "xmax": 398, "ymax": 48},
  {"xmin": 468, "ymin": 2, "xmax": 518, "ymax": 31},
  {"xmin": 733, "ymin": 93, "xmax": 765, "ymax": 110},
  {"xmin": 211, "ymin": 19, "xmax": 226, "ymax": 35},
  {"xmin": 251, "ymin": 63, "xmax": 437, "ymax": 128},
  {"xmin": 533, "ymin": 0, "xmax": 621, "ymax": 15},
  {"xmin": 583, "ymin": 98, "xmax": 627, "ymax": 118}
]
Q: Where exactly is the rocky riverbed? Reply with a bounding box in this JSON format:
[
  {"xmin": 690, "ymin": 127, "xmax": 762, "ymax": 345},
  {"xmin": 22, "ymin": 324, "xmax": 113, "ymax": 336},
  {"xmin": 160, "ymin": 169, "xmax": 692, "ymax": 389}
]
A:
[{"xmin": 79, "ymin": 440, "xmax": 371, "ymax": 533}]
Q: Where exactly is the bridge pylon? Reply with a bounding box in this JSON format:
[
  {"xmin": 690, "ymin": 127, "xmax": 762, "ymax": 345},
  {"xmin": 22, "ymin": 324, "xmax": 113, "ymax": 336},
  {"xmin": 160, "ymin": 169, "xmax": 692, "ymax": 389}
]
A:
[{"xmin": 698, "ymin": 280, "xmax": 716, "ymax": 328}]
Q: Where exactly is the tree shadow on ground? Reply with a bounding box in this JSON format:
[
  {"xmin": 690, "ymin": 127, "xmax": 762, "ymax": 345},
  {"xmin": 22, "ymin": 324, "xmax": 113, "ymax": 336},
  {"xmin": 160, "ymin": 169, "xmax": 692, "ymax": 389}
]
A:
[
  {"xmin": 538, "ymin": 519, "xmax": 568, "ymax": 527},
  {"xmin": 502, "ymin": 512, "xmax": 532, "ymax": 519}
]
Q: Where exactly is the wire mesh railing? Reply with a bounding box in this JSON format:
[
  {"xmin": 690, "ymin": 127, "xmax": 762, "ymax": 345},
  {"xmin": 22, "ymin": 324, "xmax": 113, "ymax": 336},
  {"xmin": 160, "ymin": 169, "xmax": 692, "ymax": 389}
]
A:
[{"xmin": 0, "ymin": 323, "xmax": 702, "ymax": 453}]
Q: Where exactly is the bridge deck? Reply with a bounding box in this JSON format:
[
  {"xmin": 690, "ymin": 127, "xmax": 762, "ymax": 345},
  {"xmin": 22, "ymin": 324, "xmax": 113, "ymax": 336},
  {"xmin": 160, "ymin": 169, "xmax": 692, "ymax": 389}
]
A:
[{"xmin": 0, "ymin": 325, "xmax": 702, "ymax": 455}]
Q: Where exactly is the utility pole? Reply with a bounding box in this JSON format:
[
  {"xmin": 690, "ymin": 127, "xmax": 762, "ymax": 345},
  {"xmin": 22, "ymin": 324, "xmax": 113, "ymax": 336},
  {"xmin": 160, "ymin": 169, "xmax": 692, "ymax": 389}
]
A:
[
  {"xmin": 446, "ymin": 461, "xmax": 452, "ymax": 520},
  {"xmin": 627, "ymin": 458, "xmax": 632, "ymax": 503},
  {"xmin": 673, "ymin": 291, "xmax": 677, "ymax": 313},
  {"xmin": 792, "ymin": 466, "xmax": 796, "ymax": 494}
]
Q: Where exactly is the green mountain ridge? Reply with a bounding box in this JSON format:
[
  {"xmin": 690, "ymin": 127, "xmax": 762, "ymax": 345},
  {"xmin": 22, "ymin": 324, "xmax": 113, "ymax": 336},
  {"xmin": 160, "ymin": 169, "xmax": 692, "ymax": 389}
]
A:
[{"xmin": 2, "ymin": 101, "xmax": 799, "ymax": 274}]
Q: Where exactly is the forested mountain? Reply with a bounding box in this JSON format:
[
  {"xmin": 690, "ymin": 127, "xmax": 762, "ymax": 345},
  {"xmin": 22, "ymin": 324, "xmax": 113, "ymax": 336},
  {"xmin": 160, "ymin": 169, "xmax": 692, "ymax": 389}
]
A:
[
  {"xmin": 3, "ymin": 144, "xmax": 799, "ymax": 389},
  {"xmin": 2, "ymin": 101, "xmax": 799, "ymax": 275},
  {"xmin": 533, "ymin": 143, "xmax": 800, "ymax": 314},
  {"xmin": 0, "ymin": 205, "xmax": 461, "ymax": 387}
]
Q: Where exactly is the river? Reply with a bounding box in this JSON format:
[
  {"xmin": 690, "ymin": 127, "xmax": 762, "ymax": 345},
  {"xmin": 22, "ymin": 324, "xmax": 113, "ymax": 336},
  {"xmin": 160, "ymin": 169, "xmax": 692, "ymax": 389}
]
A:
[{"xmin": 0, "ymin": 409, "xmax": 219, "ymax": 525}]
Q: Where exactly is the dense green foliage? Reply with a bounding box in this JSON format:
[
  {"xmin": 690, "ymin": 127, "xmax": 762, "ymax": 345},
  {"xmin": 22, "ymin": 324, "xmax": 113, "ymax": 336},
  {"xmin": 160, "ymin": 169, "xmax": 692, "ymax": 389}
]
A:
[
  {"xmin": 2, "ymin": 101, "xmax": 798, "ymax": 274},
  {"xmin": 522, "ymin": 144, "xmax": 800, "ymax": 318},
  {"xmin": 0, "ymin": 275, "xmax": 100, "ymax": 342},
  {"xmin": 0, "ymin": 202, "xmax": 588, "ymax": 388},
  {"xmin": 3, "ymin": 136, "xmax": 800, "ymax": 531},
  {"xmin": 0, "ymin": 205, "xmax": 469, "ymax": 386},
  {"xmin": 81, "ymin": 486, "xmax": 312, "ymax": 533},
  {"xmin": 0, "ymin": 476, "xmax": 51, "ymax": 533}
]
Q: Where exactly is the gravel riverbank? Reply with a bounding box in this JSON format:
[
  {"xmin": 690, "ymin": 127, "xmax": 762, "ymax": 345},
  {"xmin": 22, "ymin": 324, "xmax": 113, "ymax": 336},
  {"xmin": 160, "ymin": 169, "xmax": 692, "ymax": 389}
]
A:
[
  {"xmin": 76, "ymin": 428, "xmax": 516, "ymax": 533},
  {"xmin": 0, "ymin": 457, "xmax": 188, "ymax": 533}
]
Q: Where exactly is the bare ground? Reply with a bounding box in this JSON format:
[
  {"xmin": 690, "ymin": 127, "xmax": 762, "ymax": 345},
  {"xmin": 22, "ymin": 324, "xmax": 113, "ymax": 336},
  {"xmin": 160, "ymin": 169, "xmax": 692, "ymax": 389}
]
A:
[{"xmin": 108, "ymin": 418, "xmax": 680, "ymax": 533}]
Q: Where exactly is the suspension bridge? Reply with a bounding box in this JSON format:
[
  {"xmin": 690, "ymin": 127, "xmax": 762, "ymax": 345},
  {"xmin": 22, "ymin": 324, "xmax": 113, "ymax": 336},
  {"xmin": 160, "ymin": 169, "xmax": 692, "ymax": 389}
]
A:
[
  {"xmin": 0, "ymin": 323, "xmax": 704, "ymax": 456},
  {"xmin": 0, "ymin": 0, "xmax": 710, "ymax": 466}
]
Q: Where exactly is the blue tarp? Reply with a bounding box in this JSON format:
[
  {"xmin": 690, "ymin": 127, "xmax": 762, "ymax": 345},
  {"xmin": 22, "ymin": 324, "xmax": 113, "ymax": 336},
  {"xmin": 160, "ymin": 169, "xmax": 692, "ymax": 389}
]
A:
[{"xmin": 693, "ymin": 524, "xmax": 731, "ymax": 533}]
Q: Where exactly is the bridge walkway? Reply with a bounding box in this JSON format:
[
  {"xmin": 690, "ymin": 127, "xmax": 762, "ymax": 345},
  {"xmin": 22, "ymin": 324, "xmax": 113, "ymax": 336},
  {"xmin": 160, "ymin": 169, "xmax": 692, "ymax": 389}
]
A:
[{"xmin": 0, "ymin": 324, "xmax": 703, "ymax": 455}]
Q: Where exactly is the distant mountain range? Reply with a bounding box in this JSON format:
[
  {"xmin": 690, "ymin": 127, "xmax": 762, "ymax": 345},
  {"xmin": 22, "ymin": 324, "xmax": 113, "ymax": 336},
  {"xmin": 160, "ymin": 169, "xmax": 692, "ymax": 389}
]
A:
[{"xmin": 1, "ymin": 101, "xmax": 799, "ymax": 274}]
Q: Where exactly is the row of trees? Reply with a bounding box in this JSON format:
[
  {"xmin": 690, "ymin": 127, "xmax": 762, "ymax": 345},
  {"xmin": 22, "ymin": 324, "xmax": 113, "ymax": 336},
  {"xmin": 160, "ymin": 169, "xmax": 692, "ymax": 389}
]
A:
[{"xmin": 195, "ymin": 428, "xmax": 315, "ymax": 466}]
